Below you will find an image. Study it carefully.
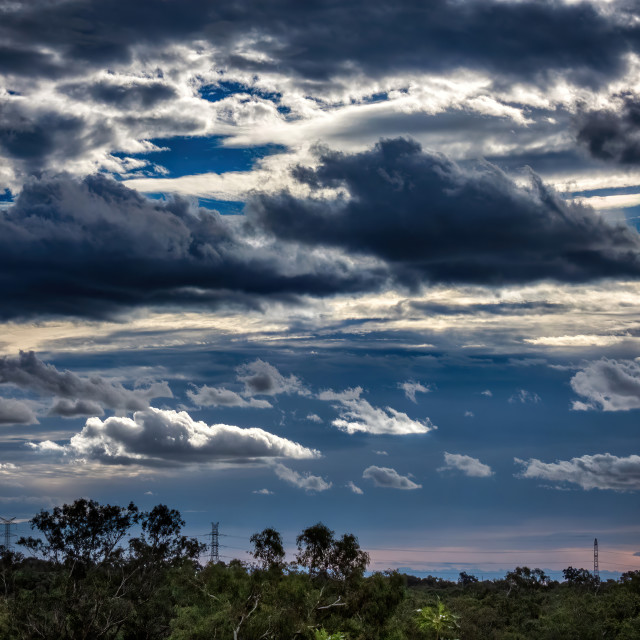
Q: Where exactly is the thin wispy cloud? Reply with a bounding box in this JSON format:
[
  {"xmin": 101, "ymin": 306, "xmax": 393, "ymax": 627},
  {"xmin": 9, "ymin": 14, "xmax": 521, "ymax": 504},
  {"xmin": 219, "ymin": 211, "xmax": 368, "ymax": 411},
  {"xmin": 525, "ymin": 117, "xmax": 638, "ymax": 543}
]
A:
[
  {"xmin": 399, "ymin": 380, "xmax": 431, "ymax": 403},
  {"xmin": 318, "ymin": 387, "xmax": 436, "ymax": 435}
]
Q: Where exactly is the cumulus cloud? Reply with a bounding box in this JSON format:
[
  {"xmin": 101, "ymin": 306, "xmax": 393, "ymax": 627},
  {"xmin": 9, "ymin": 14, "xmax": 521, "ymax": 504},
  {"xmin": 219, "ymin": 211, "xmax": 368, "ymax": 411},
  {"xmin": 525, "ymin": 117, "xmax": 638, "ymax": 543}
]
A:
[
  {"xmin": 187, "ymin": 385, "xmax": 272, "ymax": 409},
  {"xmin": 251, "ymin": 138, "xmax": 640, "ymax": 286},
  {"xmin": 306, "ymin": 413, "xmax": 322, "ymax": 423},
  {"xmin": 28, "ymin": 407, "xmax": 320, "ymax": 467},
  {"xmin": 237, "ymin": 359, "xmax": 309, "ymax": 397},
  {"xmin": 515, "ymin": 453, "xmax": 640, "ymax": 491},
  {"xmin": 0, "ymin": 397, "xmax": 38, "ymax": 425},
  {"xmin": 186, "ymin": 360, "xmax": 308, "ymax": 409},
  {"xmin": 0, "ymin": 351, "xmax": 171, "ymax": 416},
  {"xmin": 399, "ymin": 380, "xmax": 431, "ymax": 403},
  {"xmin": 439, "ymin": 452, "xmax": 493, "ymax": 478},
  {"xmin": 253, "ymin": 488, "xmax": 274, "ymax": 495},
  {"xmin": 346, "ymin": 481, "xmax": 363, "ymax": 495},
  {"xmin": 509, "ymin": 389, "xmax": 541, "ymax": 404},
  {"xmin": 363, "ymin": 465, "xmax": 421, "ymax": 490},
  {"xmin": 570, "ymin": 358, "xmax": 640, "ymax": 411},
  {"xmin": 318, "ymin": 387, "xmax": 435, "ymax": 435},
  {"xmin": 272, "ymin": 462, "xmax": 331, "ymax": 492},
  {"xmin": 481, "ymin": 390, "xmax": 493, "ymax": 397}
]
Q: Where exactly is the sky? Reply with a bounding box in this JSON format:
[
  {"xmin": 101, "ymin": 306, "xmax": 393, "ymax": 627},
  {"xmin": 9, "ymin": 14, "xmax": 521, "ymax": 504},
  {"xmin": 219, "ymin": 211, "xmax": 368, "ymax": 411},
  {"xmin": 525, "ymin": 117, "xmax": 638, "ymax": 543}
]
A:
[{"xmin": 1, "ymin": 0, "xmax": 640, "ymax": 581}]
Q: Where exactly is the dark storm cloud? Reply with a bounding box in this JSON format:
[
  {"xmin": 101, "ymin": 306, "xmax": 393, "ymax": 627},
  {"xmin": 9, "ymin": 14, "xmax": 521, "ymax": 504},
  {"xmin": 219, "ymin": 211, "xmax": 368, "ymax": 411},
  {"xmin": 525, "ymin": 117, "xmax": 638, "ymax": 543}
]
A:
[
  {"xmin": 0, "ymin": 0, "xmax": 636, "ymax": 86},
  {"xmin": 251, "ymin": 138, "xmax": 640, "ymax": 285},
  {"xmin": 60, "ymin": 80, "xmax": 177, "ymax": 109},
  {"xmin": 0, "ymin": 45, "xmax": 62, "ymax": 78},
  {"xmin": 577, "ymin": 96, "xmax": 640, "ymax": 164},
  {"xmin": 0, "ymin": 105, "xmax": 112, "ymax": 175},
  {"xmin": 0, "ymin": 351, "xmax": 170, "ymax": 412},
  {"xmin": 0, "ymin": 174, "xmax": 382, "ymax": 319}
]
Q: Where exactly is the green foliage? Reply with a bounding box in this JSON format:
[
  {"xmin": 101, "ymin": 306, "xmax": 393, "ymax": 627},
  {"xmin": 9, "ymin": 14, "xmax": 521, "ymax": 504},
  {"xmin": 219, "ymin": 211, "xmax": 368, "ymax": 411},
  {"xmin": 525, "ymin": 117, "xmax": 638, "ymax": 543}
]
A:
[
  {"xmin": 416, "ymin": 598, "xmax": 460, "ymax": 640},
  {"xmin": 295, "ymin": 522, "xmax": 369, "ymax": 581},
  {"xmin": 562, "ymin": 566, "xmax": 598, "ymax": 587},
  {"xmin": 250, "ymin": 527, "xmax": 286, "ymax": 571},
  {"xmin": 18, "ymin": 498, "xmax": 139, "ymax": 565},
  {"xmin": 458, "ymin": 571, "xmax": 478, "ymax": 586},
  {"xmin": 315, "ymin": 628, "xmax": 346, "ymax": 640},
  {"xmin": 297, "ymin": 523, "xmax": 337, "ymax": 577}
]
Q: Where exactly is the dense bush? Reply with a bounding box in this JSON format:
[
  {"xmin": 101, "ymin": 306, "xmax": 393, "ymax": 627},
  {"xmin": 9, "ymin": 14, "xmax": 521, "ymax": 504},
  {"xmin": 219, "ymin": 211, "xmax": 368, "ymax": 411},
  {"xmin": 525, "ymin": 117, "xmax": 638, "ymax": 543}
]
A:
[{"xmin": 0, "ymin": 499, "xmax": 638, "ymax": 639}]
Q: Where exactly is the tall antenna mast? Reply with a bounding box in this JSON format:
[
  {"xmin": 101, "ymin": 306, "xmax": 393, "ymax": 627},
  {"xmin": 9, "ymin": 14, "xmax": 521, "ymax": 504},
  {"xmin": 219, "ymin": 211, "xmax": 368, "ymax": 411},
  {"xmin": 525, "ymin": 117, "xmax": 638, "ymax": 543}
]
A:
[
  {"xmin": 209, "ymin": 522, "xmax": 219, "ymax": 564},
  {"xmin": 0, "ymin": 517, "xmax": 16, "ymax": 551},
  {"xmin": 593, "ymin": 538, "xmax": 599, "ymax": 580}
]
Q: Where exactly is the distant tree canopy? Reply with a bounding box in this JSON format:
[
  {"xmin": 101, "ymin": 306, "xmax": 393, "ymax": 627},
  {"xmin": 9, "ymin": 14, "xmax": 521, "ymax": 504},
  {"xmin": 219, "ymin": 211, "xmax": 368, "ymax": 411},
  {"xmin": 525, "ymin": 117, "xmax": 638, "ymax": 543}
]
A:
[
  {"xmin": 249, "ymin": 527, "xmax": 286, "ymax": 571},
  {"xmin": 0, "ymin": 498, "xmax": 638, "ymax": 640},
  {"xmin": 294, "ymin": 523, "xmax": 370, "ymax": 580}
]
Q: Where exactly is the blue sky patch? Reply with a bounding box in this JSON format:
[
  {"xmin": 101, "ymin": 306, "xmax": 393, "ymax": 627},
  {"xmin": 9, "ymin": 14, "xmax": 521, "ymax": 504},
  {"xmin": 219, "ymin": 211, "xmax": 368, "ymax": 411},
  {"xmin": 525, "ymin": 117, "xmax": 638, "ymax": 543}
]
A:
[{"xmin": 114, "ymin": 135, "xmax": 286, "ymax": 178}]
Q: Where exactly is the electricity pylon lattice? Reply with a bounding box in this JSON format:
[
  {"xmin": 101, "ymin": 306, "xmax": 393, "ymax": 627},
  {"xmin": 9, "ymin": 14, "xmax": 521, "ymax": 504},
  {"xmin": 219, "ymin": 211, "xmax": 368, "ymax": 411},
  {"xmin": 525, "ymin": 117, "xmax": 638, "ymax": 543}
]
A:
[
  {"xmin": 0, "ymin": 517, "xmax": 16, "ymax": 551},
  {"xmin": 594, "ymin": 538, "xmax": 599, "ymax": 579},
  {"xmin": 209, "ymin": 522, "xmax": 219, "ymax": 563}
]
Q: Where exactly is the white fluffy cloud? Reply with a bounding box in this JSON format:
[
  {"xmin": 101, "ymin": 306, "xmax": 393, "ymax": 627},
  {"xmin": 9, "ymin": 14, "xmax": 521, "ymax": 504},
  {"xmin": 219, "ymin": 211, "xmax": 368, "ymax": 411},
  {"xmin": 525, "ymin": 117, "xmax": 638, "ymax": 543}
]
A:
[
  {"xmin": 515, "ymin": 453, "xmax": 640, "ymax": 491},
  {"xmin": 362, "ymin": 465, "xmax": 421, "ymax": 490},
  {"xmin": 29, "ymin": 407, "xmax": 319, "ymax": 466},
  {"xmin": 272, "ymin": 463, "xmax": 331, "ymax": 492},
  {"xmin": 439, "ymin": 453, "xmax": 493, "ymax": 478},
  {"xmin": 318, "ymin": 387, "xmax": 435, "ymax": 435},
  {"xmin": 570, "ymin": 358, "xmax": 640, "ymax": 411}
]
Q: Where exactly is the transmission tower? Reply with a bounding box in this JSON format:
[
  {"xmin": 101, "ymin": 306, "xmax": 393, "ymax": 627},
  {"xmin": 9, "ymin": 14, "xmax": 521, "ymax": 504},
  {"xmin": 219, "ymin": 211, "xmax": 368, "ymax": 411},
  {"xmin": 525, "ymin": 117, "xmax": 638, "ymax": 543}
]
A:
[
  {"xmin": 209, "ymin": 522, "xmax": 219, "ymax": 563},
  {"xmin": 0, "ymin": 517, "xmax": 16, "ymax": 551},
  {"xmin": 593, "ymin": 538, "xmax": 599, "ymax": 579}
]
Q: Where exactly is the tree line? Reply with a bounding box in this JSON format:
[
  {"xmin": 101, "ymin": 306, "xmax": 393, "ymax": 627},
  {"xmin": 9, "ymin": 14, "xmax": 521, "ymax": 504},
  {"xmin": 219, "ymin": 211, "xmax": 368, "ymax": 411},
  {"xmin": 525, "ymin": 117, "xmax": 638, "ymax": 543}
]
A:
[{"xmin": 0, "ymin": 498, "xmax": 638, "ymax": 639}]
